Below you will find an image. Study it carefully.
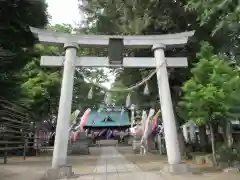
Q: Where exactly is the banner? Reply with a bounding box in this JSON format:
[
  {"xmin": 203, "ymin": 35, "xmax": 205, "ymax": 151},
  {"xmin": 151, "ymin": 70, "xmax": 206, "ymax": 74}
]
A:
[
  {"xmin": 142, "ymin": 109, "xmax": 155, "ymax": 140},
  {"xmin": 79, "ymin": 108, "xmax": 91, "ymax": 130},
  {"xmin": 106, "ymin": 129, "xmax": 112, "ymax": 139},
  {"xmin": 70, "ymin": 109, "xmax": 80, "ymax": 124},
  {"xmin": 151, "ymin": 110, "xmax": 161, "ymax": 130},
  {"xmin": 92, "ymin": 108, "xmax": 101, "ymax": 124},
  {"xmin": 120, "ymin": 108, "xmax": 124, "ymax": 123}
]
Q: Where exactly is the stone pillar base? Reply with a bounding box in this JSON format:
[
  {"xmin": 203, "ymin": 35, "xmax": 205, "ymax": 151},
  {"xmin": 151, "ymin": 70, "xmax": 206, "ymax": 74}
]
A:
[
  {"xmin": 162, "ymin": 163, "xmax": 199, "ymax": 174},
  {"xmin": 43, "ymin": 165, "xmax": 74, "ymax": 180}
]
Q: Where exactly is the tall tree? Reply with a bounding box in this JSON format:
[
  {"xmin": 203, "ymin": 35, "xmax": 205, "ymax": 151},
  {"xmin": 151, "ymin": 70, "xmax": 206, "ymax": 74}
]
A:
[
  {"xmin": 0, "ymin": 0, "xmax": 48, "ymax": 100},
  {"xmin": 186, "ymin": 0, "xmax": 240, "ymax": 56},
  {"xmin": 179, "ymin": 42, "xmax": 240, "ymax": 164}
]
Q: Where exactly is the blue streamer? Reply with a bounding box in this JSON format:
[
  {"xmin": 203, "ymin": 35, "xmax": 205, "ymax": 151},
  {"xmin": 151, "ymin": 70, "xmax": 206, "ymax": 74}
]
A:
[{"xmin": 106, "ymin": 129, "xmax": 112, "ymax": 139}]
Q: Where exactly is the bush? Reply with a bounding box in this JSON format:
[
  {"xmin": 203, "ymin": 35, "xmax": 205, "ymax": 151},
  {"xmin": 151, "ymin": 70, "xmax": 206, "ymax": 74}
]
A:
[{"xmin": 215, "ymin": 144, "xmax": 240, "ymax": 167}]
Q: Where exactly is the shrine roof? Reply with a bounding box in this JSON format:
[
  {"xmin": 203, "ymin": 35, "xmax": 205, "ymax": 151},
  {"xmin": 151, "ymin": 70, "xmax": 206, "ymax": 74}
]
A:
[{"xmin": 84, "ymin": 109, "xmax": 131, "ymax": 127}]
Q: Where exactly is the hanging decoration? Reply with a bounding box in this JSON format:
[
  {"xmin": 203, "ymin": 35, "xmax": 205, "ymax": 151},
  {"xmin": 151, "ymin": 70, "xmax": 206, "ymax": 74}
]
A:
[
  {"xmin": 104, "ymin": 93, "xmax": 107, "ymax": 104},
  {"xmin": 73, "ymin": 62, "xmax": 166, "ymax": 103},
  {"xmin": 143, "ymin": 83, "xmax": 149, "ymax": 95},
  {"xmin": 104, "ymin": 92, "xmax": 112, "ymax": 104},
  {"xmin": 92, "ymin": 109, "xmax": 100, "ymax": 125},
  {"xmin": 79, "ymin": 108, "xmax": 91, "ymax": 131},
  {"xmin": 87, "ymin": 87, "xmax": 93, "ymax": 99},
  {"xmin": 106, "ymin": 129, "xmax": 113, "ymax": 139},
  {"xmin": 143, "ymin": 108, "xmax": 155, "ymax": 139},
  {"xmin": 141, "ymin": 110, "xmax": 148, "ymax": 130},
  {"xmin": 70, "ymin": 109, "xmax": 80, "ymax": 124},
  {"xmin": 151, "ymin": 110, "xmax": 161, "ymax": 131},
  {"xmin": 130, "ymin": 109, "xmax": 135, "ymax": 128},
  {"xmin": 126, "ymin": 93, "xmax": 131, "ymax": 107},
  {"xmin": 76, "ymin": 66, "xmax": 162, "ymax": 92},
  {"xmin": 120, "ymin": 108, "xmax": 124, "ymax": 123}
]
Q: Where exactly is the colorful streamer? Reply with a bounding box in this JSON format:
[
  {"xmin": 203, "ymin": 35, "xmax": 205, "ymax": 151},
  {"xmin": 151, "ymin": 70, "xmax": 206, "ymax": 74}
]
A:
[
  {"xmin": 151, "ymin": 110, "xmax": 161, "ymax": 130},
  {"xmin": 142, "ymin": 109, "xmax": 155, "ymax": 140},
  {"xmin": 126, "ymin": 93, "xmax": 131, "ymax": 107},
  {"xmin": 92, "ymin": 109, "xmax": 101, "ymax": 124},
  {"xmin": 120, "ymin": 108, "xmax": 124, "ymax": 122},
  {"xmin": 141, "ymin": 111, "xmax": 147, "ymax": 130},
  {"xmin": 79, "ymin": 108, "xmax": 91, "ymax": 131},
  {"xmin": 70, "ymin": 109, "xmax": 80, "ymax": 124},
  {"xmin": 106, "ymin": 129, "xmax": 112, "ymax": 139},
  {"xmin": 130, "ymin": 110, "xmax": 135, "ymax": 127},
  {"xmin": 98, "ymin": 129, "xmax": 107, "ymax": 136}
]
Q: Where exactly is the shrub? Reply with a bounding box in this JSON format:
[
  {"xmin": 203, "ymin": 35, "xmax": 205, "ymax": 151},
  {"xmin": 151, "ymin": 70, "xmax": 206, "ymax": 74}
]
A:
[{"xmin": 215, "ymin": 144, "xmax": 240, "ymax": 167}]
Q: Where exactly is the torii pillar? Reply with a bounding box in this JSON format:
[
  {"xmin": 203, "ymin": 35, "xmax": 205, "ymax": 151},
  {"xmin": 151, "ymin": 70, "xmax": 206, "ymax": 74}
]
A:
[
  {"xmin": 153, "ymin": 44, "xmax": 181, "ymax": 165},
  {"xmin": 52, "ymin": 42, "xmax": 78, "ymax": 168}
]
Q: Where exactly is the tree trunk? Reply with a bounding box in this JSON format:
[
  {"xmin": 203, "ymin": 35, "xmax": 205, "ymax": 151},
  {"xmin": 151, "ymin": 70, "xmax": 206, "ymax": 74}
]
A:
[
  {"xmin": 178, "ymin": 131, "xmax": 186, "ymax": 156},
  {"xmin": 199, "ymin": 125, "xmax": 208, "ymax": 151},
  {"xmin": 223, "ymin": 121, "xmax": 233, "ymax": 148},
  {"xmin": 212, "ymin": 123, "xmax": 222, "ymax": 142},
  {"xmin": 174, "ymin": 111, "xmax": 186, "ymax": 157},
  {"xmin": 209, "ymin": 123, "xmax": 217, "ymax": 166}
]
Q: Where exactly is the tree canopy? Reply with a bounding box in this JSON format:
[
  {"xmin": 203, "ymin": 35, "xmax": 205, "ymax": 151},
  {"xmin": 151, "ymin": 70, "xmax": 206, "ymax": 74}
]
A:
[
  {"xmin": 0, "ymin": 0, "xmax": 48, "ymax": 100},
  {"xmin": 179, "ymin": 42, "xmax": 240, "ymax": 126},
  {"xmin": 1, "ymin": 0, "xmax": 239, "ymax": 129}
]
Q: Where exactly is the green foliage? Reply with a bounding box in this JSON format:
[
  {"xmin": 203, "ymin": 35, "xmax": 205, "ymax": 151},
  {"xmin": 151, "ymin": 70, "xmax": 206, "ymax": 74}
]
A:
[
  {"xmin": 20, "ymin": 56, "xmax": 61, "ymax": 118},
  {"xmin": 179, "ymin": 42, "xmax": 240, "ymax": 126},
  {"xmin": 185, "ymin": 0, "xmax": 240, "ymax": 55},
  {"xmin": 216, "ymin": 144, "xmax": 240, "ymax": 166},
  {"xmin": 48, "ymin": 24, "xmax": 74, "ymax": 33},
  {"xmin": 185, "ymin": 0, "xmax": 239, "ymax": 34},
  {"xmin": 0, "ymin": 0, "xmax": 48, "ymax": 101},
  {"xmin": 110, "ymin": 81, "xmax": 129, "ymax": 105}
]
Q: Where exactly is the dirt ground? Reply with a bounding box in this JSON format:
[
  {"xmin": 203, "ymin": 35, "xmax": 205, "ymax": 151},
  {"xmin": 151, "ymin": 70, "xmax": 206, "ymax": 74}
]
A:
[
  {"xmin": 0, "ymin": 146, "xmax": 239, "ymax": 180},
  {"xmin": 0, "ymin": 147, "xmax": 101, "ymax": 180},
  {"xmin": 116, "ymin": 146, "xmax": 240, "ymax": 180},
  {"xmin": 116, "ymin": 146, "xmax": 169, "ymax": 171}
]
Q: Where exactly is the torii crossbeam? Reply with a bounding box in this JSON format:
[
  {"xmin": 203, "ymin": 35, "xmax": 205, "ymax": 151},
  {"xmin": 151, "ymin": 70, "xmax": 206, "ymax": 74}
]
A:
[{"xmin": 31, "ymin": 27, "xmax": 194, "ymax": 172}]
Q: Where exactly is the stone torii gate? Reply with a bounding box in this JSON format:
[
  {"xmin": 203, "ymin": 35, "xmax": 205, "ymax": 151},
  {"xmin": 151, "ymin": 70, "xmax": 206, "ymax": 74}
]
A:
[{"xmin": 31, "ymin": 27, "xmax": 194, "ymax": 172}]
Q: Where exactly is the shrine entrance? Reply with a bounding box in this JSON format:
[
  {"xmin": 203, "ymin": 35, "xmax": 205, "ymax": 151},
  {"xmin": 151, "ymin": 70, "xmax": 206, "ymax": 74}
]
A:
[{"xmin": 30, "ymin": 27, "xmax": 194, "ymax": 170}]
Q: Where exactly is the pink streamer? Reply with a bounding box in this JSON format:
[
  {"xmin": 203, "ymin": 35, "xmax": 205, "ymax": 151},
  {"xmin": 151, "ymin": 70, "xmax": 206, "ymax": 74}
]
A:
[{"xmin": 80, "ymin": 108, "xmax": 91, "ymax": 130}]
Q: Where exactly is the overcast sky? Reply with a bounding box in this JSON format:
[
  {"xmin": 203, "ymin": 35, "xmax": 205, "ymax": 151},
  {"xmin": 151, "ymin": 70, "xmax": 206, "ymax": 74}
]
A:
[{"xmin": 46, "ymin": 0, "xmax": 82, "ymax": 26}]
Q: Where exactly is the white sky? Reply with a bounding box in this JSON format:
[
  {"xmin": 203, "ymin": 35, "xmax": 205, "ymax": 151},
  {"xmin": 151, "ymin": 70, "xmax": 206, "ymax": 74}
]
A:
[
  {"xmin": 46, "ymin": 0, "xmax": 115, "ymax": 89},
  {"xmin": 47, "ymin": 0, "xmax": 82, "ymax": 26}
]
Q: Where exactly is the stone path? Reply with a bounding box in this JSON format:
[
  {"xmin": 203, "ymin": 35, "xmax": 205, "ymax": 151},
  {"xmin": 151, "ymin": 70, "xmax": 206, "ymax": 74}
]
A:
[{"xmin": 75, "ymin": 146, "xmax": 161, "ymax": 180}]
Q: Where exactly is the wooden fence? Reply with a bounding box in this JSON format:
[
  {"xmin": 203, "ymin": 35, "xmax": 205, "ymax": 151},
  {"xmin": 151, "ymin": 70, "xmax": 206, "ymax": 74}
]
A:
[{"xmin": 0, "ymin": 97, "xmax": 50, "ymax": 164}]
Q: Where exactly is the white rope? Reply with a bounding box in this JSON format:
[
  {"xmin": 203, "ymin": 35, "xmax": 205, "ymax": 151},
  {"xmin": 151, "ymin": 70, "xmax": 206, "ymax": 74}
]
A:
[
  {"xmin": 54, "ymin": 50, "xmax": 165, "ymax": 93},
  {"xmin": 76, "ymin": 69, "xmax": 156, "ymax": 92},
  {"xmin": 76, "ymin": 61, "xmax": 164, "ymax": 92}
]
